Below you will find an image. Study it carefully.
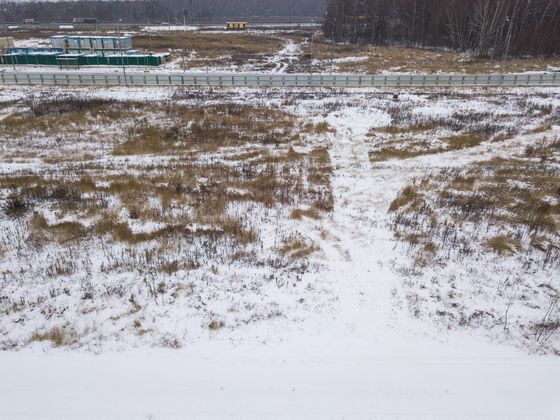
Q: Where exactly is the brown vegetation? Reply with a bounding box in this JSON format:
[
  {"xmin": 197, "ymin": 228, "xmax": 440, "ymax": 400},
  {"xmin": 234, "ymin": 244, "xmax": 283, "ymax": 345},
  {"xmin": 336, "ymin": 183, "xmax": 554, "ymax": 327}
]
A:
[{"xmin": 389, "ymin": 137, "xmax": 560, "ymax": 266}]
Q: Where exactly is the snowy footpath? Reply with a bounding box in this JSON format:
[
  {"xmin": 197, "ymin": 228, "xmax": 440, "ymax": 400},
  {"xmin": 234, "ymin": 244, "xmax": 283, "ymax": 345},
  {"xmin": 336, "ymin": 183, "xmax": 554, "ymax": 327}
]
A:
[{"xmin": 2, "ymin": 101, "xmax": 560, "ymax": 420}]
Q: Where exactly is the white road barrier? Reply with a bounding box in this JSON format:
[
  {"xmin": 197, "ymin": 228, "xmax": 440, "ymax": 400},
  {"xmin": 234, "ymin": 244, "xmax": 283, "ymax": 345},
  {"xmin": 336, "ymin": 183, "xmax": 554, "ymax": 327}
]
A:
[{"xmin": 0, "ymin": 71, "xmax": 559, "ymax": 88}]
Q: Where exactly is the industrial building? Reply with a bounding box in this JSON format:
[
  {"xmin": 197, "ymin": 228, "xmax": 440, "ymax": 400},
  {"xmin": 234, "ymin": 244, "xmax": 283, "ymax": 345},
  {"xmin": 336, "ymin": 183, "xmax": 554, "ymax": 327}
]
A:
[
  {"xmin": 0, "ymin": 34, "xmax": 171, "ymax": 67},
  {"xmin": 50, "ymin": 35, "xmax": 133, "ymax": 51}
]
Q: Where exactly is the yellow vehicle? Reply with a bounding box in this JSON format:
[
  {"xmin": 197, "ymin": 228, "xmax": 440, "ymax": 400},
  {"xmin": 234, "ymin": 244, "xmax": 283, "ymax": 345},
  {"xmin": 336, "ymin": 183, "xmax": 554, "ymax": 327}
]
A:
[{"xmin": 225, "ymin": 22, "xmax": 248, "ymax": 31}]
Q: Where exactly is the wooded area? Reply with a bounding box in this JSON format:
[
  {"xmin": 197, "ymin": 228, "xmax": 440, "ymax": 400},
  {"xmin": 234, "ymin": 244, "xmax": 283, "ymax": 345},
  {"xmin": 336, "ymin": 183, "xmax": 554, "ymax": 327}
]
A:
[
  {"xmin": 159, "ymin": 0, "xmax": 324, "ymax": 18},
  {"xmin": 0, "ymin": 0, "xmax": 325, "ymax": 23},
  {"xmin": 324, "ymin": 0, "xmax": 560, "ymax": 58},
  {"xmin": 0, "ymin": 1, "xmax": 167, "ymax": 23}
]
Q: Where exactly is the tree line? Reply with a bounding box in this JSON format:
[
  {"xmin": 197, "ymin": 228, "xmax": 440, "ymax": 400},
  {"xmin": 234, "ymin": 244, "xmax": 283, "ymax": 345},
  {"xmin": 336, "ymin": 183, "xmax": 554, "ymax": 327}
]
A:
[
  {"xmin": 0, "ymin": 1, "xmax": 168, "ymax": 23},
  {"xmin": 324, "ymin": 0, "xmax": 560, "ymax": 58},
  {"xmin": 0, "ymin": 0, "xmax": 325, "ymax": 23},
  {"xmin": 160, "ymin": 0, "xmax": 324, "ymax": 19}
]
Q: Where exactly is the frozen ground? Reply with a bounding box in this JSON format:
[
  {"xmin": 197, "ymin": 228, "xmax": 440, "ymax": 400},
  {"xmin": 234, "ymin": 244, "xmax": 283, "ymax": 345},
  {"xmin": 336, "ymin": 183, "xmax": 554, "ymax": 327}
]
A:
[
  {"xmin": 1, "ymin": 85, "xmax": 559, "ymax": 419},
  {"xmin": 2, "ymin": 328, "xmax": 560, "ymax": 420}
]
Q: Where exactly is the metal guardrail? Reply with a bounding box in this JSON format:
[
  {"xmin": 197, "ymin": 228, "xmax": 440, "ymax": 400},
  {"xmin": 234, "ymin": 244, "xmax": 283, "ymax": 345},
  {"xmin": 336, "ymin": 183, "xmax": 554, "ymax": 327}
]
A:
[{"xmin": 0, "ymin": 71, "xmax": 559, "ymax": 88}]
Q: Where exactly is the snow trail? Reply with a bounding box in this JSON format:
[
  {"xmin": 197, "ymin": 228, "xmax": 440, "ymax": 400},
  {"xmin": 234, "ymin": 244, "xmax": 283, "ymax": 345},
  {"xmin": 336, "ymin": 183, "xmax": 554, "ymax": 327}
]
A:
[
  {"xmin": 269, "ymin": 40, "xmax": 301, "ymax": 73},
  {"xmin": 320, "ymin": 107, "xmax": 399, "ymax": 333}
]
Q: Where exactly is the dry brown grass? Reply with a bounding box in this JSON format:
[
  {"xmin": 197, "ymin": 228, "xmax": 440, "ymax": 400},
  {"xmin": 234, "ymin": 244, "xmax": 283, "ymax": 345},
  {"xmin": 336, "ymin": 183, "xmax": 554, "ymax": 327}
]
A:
[
  {"xmin": 376, "ymin": 124, "xmax": 435, "ymax": 135},
  {"xmin": 1, "ymin": 98, "xmax": 334, "ymax": 271},
  {"xmin": 278, "ymin": 235, "xmax": 320, "ymax": 259},
  {"xmin": 30, "ymin": 214, "xmax": 88, "ymax": 245},
  {"xmin": 0, "ymin": 98, "xmax": 142, "ymax": 137},
  {"xmin": 313, "ymin": 34, "xmax": 560, "ymax": 74},
  {"xmin": 369, "ymin": 131, "xmax": 490, "ymax": 162},
  {"xmin": 208, "ymin": 320, "xmax": 225, "ymax": 330},
  {"xmin": 486, "ymin": 235, "xmax": 521, "ymax": 255},
  {"xmin": 390, "ymin": 137, "xmax": 560, "ymax": 264},
  {"xmin": 291, "ymin": 207, "xmax": 321, "ymax": 220},
  {"xmin": 136, "ymin": 31, "xmax": 284, "ymax": 55},
  {"xmin": 135, "ymin": 31, "xmax": 286, "ymax": 69},
  {"xmin": 113, "ymin": 104, "xmax": 295, "ymax": 155},
  {"xmin": 389, "ymin": 185, "xmax": 418, "ymax": 212},
  {"xmin": 30, "ymin": 327, "xmax": 76, "ymax": 347}
]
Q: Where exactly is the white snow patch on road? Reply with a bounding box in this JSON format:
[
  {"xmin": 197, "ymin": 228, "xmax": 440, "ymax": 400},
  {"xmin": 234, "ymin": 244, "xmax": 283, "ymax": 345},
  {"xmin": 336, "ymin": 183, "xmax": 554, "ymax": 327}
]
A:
[{"xmin": 2, "ymin": 317, "xmax": 560, "ymax": 420}]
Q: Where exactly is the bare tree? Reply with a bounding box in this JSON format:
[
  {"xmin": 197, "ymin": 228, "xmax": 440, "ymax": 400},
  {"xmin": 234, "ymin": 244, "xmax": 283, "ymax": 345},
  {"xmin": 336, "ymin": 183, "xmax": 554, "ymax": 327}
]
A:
[{"xmin": 323, "ymin": 0, "xmax": 560, "ymax": 58}]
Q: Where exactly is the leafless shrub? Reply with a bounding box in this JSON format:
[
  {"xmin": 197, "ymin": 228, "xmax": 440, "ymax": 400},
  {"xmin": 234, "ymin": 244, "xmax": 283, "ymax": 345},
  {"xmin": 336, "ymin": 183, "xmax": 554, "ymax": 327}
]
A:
[{"xmin": 3, "ymin": 193, "xmax": 30, "ymax": 218}]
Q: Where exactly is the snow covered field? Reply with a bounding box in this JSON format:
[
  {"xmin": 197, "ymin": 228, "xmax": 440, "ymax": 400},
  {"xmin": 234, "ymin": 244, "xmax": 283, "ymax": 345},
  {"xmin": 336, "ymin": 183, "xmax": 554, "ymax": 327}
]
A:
[{"xmin": 0, "ymin": 85, "xmax": 559, "ymax": 419}]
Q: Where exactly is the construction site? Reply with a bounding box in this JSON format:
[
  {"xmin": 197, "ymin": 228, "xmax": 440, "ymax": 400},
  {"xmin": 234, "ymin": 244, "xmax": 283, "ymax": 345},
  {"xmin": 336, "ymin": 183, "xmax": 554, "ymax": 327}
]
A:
[{"xmin": 0, "ymin": 34, "xmax": 171, "ymax": 67}]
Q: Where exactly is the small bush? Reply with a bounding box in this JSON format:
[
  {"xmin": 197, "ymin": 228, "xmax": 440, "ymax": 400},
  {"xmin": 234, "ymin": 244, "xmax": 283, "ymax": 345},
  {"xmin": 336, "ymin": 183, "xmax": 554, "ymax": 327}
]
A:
[
  {"xmin": 3, "ymin": 193, "xmax": 30, "ymax": 218},
  {"xmin": 486, "ymin": 235, "xmax": 521, "ymax": 255},
  {"xmin": 278, "ymin": 235, "xmax": 319, "ymax": 259},
  {"xmin": 389, "ymin": 185, "xmax": 418, "ymax": 212},
  {"xmin": 30, "ymin": 328, "xmax": 75, "ymax": 347},
  {"xmin": 208, "ymin": 320, "xmax": 225, "ymax": 330},
  {"xmin": 291, "ymin": 207, "xmax": 321, "ymax": 220}
]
